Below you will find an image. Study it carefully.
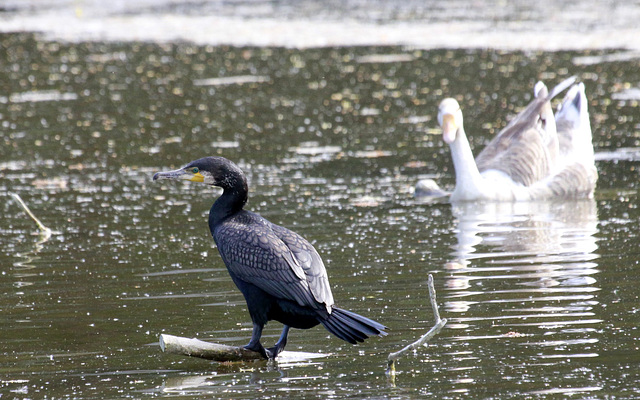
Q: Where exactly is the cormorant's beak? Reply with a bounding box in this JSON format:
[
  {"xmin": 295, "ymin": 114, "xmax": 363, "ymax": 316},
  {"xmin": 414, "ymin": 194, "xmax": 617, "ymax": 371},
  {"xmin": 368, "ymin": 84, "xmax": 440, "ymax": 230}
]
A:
[
  {"xmin": 441, "ymin": 113, "xmax": 457, "ymax": 144},
  {"xmin": 153, "ymin": 168, "xmax": 204, "ymax": 183}
]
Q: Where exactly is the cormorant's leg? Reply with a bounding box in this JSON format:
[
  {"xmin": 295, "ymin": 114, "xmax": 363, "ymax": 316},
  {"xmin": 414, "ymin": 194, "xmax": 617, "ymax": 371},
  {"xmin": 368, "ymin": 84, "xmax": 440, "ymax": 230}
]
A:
[
  {"xmin": 244, "ymin": 322, "xmax": 269, "ymax": 359},
  {"xmin": 267, "ymin": 325, "xmax": 290, "ymax": 358}
]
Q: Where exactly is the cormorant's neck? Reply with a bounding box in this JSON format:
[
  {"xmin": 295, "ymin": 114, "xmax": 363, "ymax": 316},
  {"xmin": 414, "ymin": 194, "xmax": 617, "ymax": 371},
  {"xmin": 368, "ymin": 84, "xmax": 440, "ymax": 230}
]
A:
[{"xmin": 208, "ymin": 181, "xmax": 248, "ymax": 229}]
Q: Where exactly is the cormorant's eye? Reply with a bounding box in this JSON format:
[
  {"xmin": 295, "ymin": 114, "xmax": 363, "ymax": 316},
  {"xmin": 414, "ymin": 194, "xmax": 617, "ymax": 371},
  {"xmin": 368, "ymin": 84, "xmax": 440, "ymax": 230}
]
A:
[{"xmin": 191, "ymin": 167, "xmax": 199, "ymax": 174}]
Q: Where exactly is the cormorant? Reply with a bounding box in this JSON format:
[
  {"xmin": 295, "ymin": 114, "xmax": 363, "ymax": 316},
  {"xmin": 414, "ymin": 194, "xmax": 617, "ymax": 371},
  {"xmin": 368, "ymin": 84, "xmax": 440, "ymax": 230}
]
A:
[{"xmin": 153, "ymin": 156, "xmax": 387, "ymax": 359}]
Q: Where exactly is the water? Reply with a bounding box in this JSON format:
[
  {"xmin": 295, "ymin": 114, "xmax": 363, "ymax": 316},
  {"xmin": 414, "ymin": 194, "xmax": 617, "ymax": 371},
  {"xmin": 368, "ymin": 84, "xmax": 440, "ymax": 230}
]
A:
[
  {"xmin": 2, "ymin": 0, "xmax": 640, "ymax": 50},
  {"xmin": 2, "ymin": 6, "xmax": 640, "ymax": 398}
]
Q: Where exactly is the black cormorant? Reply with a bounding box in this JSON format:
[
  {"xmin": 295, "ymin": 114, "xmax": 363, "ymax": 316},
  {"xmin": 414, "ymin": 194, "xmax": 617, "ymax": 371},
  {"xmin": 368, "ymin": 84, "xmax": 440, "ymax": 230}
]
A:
[{"xmin": 153, "ymin": 156, "xmax": 387, "ymax": 359}]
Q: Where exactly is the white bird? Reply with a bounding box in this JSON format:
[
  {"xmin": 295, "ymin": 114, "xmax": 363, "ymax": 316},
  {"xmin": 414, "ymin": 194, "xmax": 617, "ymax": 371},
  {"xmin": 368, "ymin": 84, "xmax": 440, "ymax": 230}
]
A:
[
  {"xmin": 434, "ymin": 76, "xmax": 596, "ymax": 202},
  {"xmin": 528, "ymin": 81, "xmax": 598, "ymax": 198},
  {"xmin": 556, "ymin": 82, "xmax": 593, "ymax": 159}
]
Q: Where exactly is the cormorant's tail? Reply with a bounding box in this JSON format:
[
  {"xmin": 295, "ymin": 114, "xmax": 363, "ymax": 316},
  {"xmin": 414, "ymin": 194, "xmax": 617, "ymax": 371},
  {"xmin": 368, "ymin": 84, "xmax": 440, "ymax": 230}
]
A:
[{"xmin": 321, "ymin": 307, "xmax": 387, "ymax": 344}]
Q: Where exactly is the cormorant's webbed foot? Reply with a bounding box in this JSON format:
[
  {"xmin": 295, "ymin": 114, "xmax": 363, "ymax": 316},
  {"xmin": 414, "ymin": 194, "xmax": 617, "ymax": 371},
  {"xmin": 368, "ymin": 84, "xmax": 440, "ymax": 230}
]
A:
[
  {"xmin": 266, "ymin": 345, "xmax": 281, "ymax": 358},
  {"xmin": 267, "ymin": 325, "xmax": 290, "ymax": 358},
  {"xmin": 245, "ymin": 322, "xmax": 271, "ymax": 359},
  {"xmin": 243, "ymin": 342, "xmax": 270, "ymax": 360}
]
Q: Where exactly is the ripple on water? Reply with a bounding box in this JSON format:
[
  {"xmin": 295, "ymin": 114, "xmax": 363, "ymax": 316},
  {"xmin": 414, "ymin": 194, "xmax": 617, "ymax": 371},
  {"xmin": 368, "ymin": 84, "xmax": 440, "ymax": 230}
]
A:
[{"xmin": 440, "ymin": 199, "xmax": 601, "ymax": 388}]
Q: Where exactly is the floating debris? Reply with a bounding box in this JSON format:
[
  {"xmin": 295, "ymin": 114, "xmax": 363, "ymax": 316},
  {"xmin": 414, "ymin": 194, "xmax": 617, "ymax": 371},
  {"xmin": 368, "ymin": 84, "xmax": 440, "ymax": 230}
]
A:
[
  {"xmin": 503, "ymin": 331, "xmax": 525, "ymax": 337},
  {"xmin": 289, "ymin": 142, "xmax": 342, "ymax": 156},
  {"xmin": 1, "ymin": 90, "xmax": 78, "ymax": 104},
  {"xmin": 140, "ymin": 146, "xmax": 161, "ymax": 154},
  {"xmin": 32, "ymin": 177, "xmax": 69, "ymax": 190},
  {"xmin": 10, "ymin": 193, "xmax": 52, "ymax": 237},
  {"xmin": 594, "ymin": 147, "xmax": 640, "ymax": 161},
  {"xmin": 86, "ymin": 51, "xmax": 128, "ymax": 63},
  {"xmin": 356, "ymin": 53, "xmax": 415, "ymax": 64},
  {"xmin": 572, "ymin": 51, "xmax": 640, "ymax": 65},
  {"xmin": 611, "ymin": 88, "xmax": 640, "ymax": 101},
  {"xmin": 404, "ymin": 161, "xmax": 428, "ymax": 168},
  {"xmin": 211, "ymin": 140, "xmax": 240, "ymax": 149},
  {"xmin": 360, "ymin": 107, "xmax": 381, "ymax": 116},
  {"xmin": 350, "ymin": 195, "xmax": 386, "ymax": 207},
  {"xmin": 399, "ymin": 115, "xmax": 431, "ymax": 124},
  {"xmin": 193, "ymin": 75, "xmax": 270, "ymax": 86},
  {"xmin": 352, "ymin": 150, "xmax": 393, "ymax": 158},
  {"xmin": 0, "ymin": 160, "xmax": 29, "ymax": 171},
  {"xmin": 162, "ymin": 136, "xmax": 183, "ymax": 144}
]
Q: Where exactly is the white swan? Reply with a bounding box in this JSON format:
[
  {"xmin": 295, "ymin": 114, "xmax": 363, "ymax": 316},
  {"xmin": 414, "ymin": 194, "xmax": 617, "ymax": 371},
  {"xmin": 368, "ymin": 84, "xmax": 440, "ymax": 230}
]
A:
[
  {"xmin": 435, "ymin": 76, "xmax": 595, "ymax": 202},
  {"xmin": 556, "ymin": 82, "xmax": 594, "ymax": 160},
  {"xmin": 527, "ymin": 82, "xmax": 598, "ymax": 198}
]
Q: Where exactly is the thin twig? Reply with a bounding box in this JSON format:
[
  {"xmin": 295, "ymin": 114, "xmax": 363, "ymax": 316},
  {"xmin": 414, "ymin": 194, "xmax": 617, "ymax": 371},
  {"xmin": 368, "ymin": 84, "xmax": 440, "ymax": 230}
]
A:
[
  {"xmin": 10, "ymin": 192, "xmax": 52, "ymax": 237},
  {"xmin": 428, "ymin": 274, "xmax": 441, "ymax": 322},
  {"xmin": 387, "ymin": 274, "xmax": 447, "ymax": 376}
]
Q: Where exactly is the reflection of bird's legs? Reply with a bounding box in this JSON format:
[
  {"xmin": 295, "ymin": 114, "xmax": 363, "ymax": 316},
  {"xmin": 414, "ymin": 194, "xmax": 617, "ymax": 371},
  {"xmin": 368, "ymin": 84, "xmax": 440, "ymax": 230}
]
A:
[
  {"xmin": 268, "ymin": 325, "xmax": 290, "ymax": 358},
  {"xmin": 244, "ymin": 323, "xmax": 269, "ymax": 359}
]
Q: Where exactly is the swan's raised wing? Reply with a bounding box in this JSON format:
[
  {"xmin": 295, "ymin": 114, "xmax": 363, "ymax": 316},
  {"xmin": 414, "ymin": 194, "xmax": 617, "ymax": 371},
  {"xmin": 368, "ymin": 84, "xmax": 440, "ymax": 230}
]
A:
[{"xmin": 475, "ymin": 77, "xmax": 576, "ymax": 186}]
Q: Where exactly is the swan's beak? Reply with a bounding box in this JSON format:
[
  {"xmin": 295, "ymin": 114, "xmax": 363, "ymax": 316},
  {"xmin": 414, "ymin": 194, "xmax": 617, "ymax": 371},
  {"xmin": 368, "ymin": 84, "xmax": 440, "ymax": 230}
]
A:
[{"xmin": 441, "ymin": 113, "xmax": 457, "ymax": 144}]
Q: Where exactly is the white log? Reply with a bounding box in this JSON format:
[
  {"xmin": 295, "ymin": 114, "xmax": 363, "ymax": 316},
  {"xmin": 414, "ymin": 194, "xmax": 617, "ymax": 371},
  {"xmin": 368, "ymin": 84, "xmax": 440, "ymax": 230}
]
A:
[{"xmin": 159, "ymin": 334, "xmax": 264, "ymax": 362}]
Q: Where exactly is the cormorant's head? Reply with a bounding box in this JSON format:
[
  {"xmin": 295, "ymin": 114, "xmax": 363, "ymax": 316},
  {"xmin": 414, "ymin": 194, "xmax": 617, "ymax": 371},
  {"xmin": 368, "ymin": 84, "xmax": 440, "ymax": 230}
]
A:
[
  {"xmin": 153, "ymin": 156, "xmax": 246, "ymax": 191},
  {"xmin": 438, "ymin": 98, "xmax": 463, "ymax": 144}
]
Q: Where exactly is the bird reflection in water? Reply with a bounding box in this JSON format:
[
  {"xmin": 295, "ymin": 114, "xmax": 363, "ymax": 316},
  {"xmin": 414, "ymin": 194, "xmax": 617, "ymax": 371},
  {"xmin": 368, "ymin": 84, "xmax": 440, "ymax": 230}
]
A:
[
  {"xmin": 444, "ymin": 199, "xmax": 599, "ymax": 315},
  {"xmin": 441, "ymin": 199, "xmax": 602, "ymax": 393}
]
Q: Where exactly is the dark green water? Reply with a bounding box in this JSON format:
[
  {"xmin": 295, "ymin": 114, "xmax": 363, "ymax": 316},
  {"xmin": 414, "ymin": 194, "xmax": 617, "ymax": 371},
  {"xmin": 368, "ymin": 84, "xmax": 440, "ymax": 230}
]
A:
[{"xmin": 1, "ymin": 33, "xmax": 640, "ymax": 398}]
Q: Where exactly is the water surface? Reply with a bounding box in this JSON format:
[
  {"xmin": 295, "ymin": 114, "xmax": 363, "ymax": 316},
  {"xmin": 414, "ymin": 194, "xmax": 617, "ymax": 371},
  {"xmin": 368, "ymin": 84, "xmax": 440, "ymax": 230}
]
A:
[
  {"xmin": 2, "ymin": 0, "xmax": 640, "ymax": 50},
  {"xmin": 1, "ymin": 33, "xmax": 640, "ymax": 398}
]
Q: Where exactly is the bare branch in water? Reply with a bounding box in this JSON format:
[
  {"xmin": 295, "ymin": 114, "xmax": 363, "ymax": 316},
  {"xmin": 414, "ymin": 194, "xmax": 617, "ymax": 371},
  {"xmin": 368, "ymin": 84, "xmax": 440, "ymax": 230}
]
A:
[
  {"xmin": 10, "ymin": 192, "xmax": 52, "ymax": 238},
  {"xmin": 387, "ymin": 274, "xmax": 447, "ymax": 378}
]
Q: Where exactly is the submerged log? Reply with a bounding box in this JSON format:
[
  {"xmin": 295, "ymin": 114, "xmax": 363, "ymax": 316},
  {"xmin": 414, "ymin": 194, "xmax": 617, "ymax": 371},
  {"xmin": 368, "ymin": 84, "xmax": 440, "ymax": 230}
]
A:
[{"xmin": 159, "ymin": 334, "xmax": 264, "ymax": 362}]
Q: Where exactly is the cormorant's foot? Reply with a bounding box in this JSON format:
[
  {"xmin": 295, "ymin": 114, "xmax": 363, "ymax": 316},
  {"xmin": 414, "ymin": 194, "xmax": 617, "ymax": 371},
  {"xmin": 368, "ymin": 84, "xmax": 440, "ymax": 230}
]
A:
[
  {"xmin": 265, "ymin": 348, "xmax": 275, "ymax": 360},
  {"xmin": 266, "ymin": 345, "xmax": 280, "ymax": 359},
  {"xmin": 244, "ymin": 343, "xmax": 270, "ymax": 360}
]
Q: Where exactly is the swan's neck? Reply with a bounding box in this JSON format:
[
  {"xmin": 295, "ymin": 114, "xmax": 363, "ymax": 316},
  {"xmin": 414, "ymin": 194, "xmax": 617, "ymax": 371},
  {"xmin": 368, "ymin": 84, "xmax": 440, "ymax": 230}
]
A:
[{"xmin": 450, "ymin": 127, "xmax": 484, "ymax": 198}]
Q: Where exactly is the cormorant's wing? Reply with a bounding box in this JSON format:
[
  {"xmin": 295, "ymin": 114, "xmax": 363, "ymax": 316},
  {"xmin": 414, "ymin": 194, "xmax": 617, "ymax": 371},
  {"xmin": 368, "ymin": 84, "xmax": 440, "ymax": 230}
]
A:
[
  {"xmin": 270, "ymin": 223, "xmax": 334, "ymax": 311},
  {"xmin": 213, "ymin": 211, "xmax": 333, "ymax": 313}
]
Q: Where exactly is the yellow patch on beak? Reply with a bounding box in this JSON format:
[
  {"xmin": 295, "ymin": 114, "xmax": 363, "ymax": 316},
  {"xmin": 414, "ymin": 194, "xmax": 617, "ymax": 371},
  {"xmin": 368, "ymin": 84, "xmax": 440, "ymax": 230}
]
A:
[
  {"xmin": 441, "ymin": 113, "xmax": 458, "ymax": 144},
  {"xmin": 189, "ymin": 172, "xmax": 205, "ymax": 182}
]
